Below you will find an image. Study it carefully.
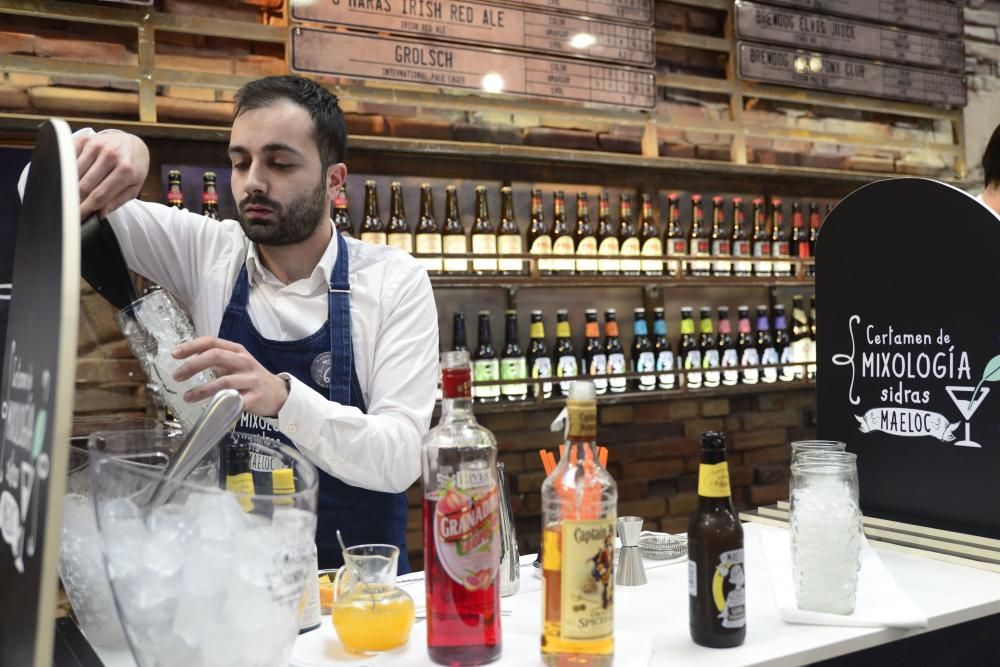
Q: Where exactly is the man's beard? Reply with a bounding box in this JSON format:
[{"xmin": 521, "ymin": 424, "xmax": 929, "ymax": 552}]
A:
[{"xmin": 238, "ymin": 180, "xmax": 326, "ymax": 246}]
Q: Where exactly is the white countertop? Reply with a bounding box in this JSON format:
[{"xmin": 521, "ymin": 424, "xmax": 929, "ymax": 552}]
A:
[{"xmin": 95, "ymin": 523, "xmax": 1000, "ymax": 666}]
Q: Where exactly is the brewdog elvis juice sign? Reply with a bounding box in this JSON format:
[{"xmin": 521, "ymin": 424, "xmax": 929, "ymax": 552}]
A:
[{"xmin": 817, "ymin": 178, "xmax": 1000, "ymax": 537}]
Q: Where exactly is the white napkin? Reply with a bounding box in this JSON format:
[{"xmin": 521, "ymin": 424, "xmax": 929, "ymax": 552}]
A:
[{"xmin": 757, "ymin": 524, "xmax": 928, "ymax": 629}]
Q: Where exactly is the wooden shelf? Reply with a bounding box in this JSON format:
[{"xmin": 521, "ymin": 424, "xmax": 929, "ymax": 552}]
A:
[
  {"xmin": 440, "ymin": 378, "xmax": 816, "ymax": 416},
  {"xmin": 429, "ymin": 274, "xmax": 814, "ymax": 289}
]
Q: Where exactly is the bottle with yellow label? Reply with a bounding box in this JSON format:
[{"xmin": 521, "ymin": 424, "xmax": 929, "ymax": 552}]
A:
[
  {"xmin": 541, "ymin": 380, "xmax": 617, "ymax": 666},
  {"xmin": 273, "ymin": 468, "xmax": 322, "ymax": 634},
  {"xmin": 688, "ymin": 431, "xmax": 745, "ymax": 648},
  {"xmin": 224, "ymin": 440, "xmax": 255, "ymax": 513},
  {"xmin": 387, "ymin": 181, "xmax": 413, "ymax": 253}
]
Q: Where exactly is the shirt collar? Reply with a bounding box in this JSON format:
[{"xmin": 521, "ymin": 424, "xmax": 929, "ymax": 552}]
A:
[{"xmin": 245, "ymin": 219, "xmax": 338, "ymax": 291}]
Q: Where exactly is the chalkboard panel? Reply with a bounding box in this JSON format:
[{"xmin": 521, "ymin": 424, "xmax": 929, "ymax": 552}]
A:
[
  {"xmin": 816, "ymin": 178, "xmax": 1000, "ymax": 538},
  {"xmin": 0, "ymin": 120, "xmax": 80, "ymax": 666}
]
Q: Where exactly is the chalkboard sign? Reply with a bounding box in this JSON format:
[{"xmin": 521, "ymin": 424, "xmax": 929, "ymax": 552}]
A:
[
  {"xmin": 0, "ymin": 120, "xmax": 80, "ymax": 666},
  {"xmin": 816, "ymin": 178, "xmax": 1000, "ymax": 539}
]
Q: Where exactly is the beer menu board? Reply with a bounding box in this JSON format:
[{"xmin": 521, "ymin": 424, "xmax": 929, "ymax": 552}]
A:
[
  {"xmin": 291, "ymin": 27, "xmax": 656, "ymax": 110},
  {"xmin": 735, "ymin": 2, "xmax": 964, "ymax": 72},
  {"xmin": 292, "ymin": 0, "xmax": 654, "ymax": 66},
  {"xmin": 507, "ymin": 0, "xmax": 652, "ymax": 25},
  {"xmin": 764, "ymin": 0, "xmax": 962, "ymax": 36},
  {"xmin": 738, "ymin": 43, "xmax": 966, "ymax": 107},
  {"xmin": 1, "ymin": 120, "xmax": 79, "ymax": 666},
  {"xmin": 817, "ymin": 179, "xmax": 1000, "ymax": 538}
]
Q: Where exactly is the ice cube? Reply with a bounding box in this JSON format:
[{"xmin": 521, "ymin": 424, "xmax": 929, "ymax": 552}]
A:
[
  {"xmin": 147, "ymin": 503, "xmax": 196, "ymax": 544},
  {"xmin": 99, "ymin": 497, "xmax": 141, "ymax": 526},
  {"xmin": 104, "ymin": 519, "xmax": 149, "ymax": 581},
  {"xmin": 151, "ymin": 635, "xmax": 199, "ymax": 667},
  {"xmin": 142, "ymin": 532, "xmax": 185, "ymax": 578},
  {"xmin": 181, "ymin": 540, "xmax": 234, "ymax": 597},
  {"xmin": 199, "ymin": 620, "xmax": 243, "ymax": 667},
  {"xmin": 172, "ymin": 590, "xmax": 221, "ymax": 647},
  {"xmin": 192, "ymin": 492, "xmax": 248, "ymax": 540}
]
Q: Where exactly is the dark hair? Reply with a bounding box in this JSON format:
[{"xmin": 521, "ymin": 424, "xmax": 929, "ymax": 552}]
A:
[
  {"xmin": 234, "ymin": 75, "xmax": 347, "ymax": 170},
  {"xmin": 984, "ymin": 122, "xmax": 1000, "ymax": 188}
]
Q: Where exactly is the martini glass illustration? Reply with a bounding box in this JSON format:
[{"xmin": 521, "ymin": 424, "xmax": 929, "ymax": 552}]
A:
[{"xmin": 945, "ymin": 386, "xmax": 990, "ymax": 448}]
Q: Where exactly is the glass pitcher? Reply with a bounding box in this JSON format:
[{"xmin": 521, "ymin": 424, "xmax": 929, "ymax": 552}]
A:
[{"xmin": 332, "ymin": 544, "xmax": 415, "ymax": 653}]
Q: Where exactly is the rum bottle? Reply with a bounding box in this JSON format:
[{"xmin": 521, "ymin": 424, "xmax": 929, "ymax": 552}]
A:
[{"xmin": 541, "ymin": 381, "xmax": 616, "ymax": 666}]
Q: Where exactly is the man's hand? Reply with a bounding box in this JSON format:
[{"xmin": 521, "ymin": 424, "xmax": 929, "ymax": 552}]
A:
[
  {"xmin": 171, "ymin": 336, "xmax": 290, "ymax": 417},
  {"xmin": 75, "ymin": 130, "xmax": 150, "ymax": 219}
]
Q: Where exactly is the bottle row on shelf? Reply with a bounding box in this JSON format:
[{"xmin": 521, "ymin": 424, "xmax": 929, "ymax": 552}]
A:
[
  {"xmin": 339, "ymin": 182, "xmax": 825, "ymax": 278},
  {"xmin": 453, "ymin": 294, "xmax": 817, "ymax": 402},
  {"xmin": 164, "ymin": 172, "xmax": 828, "ymax": 281}
]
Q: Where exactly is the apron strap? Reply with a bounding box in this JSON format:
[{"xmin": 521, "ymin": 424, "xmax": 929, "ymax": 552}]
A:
[{"xmin": 327, "ymin": 231, "xmax": 355, "ymax": 407}]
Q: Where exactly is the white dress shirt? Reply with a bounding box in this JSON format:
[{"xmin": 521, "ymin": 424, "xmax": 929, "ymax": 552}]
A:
[{"xmin": 20, "ymin": 138, "xmax": 439, "ymax": 494}]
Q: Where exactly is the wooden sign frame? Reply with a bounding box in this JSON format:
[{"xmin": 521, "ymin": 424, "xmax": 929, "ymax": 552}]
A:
[{"xmin": 0, "ymin": 119, "xmax": 80, "ymax": 667}]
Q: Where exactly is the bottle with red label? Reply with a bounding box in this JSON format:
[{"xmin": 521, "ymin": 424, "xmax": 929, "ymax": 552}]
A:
[
  {"xmin": 664, "ymin": 192, "xmax": 684, "ymax": 277},
  {"xmin": 687, "ymin": 194, "xmax": 711, "ymax": 277},
  {"xmin": 750, "ymin": 198, "xmax": 772, "ymax": 277},
  {"xmin": 710, "ymin": 195, "xmax": 731, "ymax": 277},
  {"xmin": 423, "ymin": 350, "xmax": 502, "ymax": 665},
  {"xmin": 790, "ymin": 201, "xmax": 808, "ymax": 276},
  {"xmin": 770, "ymin": 197, "xmax": 791, "ymax": 277},
  {"xmin": 807, "ymin": 202, "xmax": 821, "ymax": 277}
]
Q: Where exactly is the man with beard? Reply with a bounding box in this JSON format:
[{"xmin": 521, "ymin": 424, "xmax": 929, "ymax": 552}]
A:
[{"xmin": 21, "ymin": 76, "xmax": 438, "ymax": 571}]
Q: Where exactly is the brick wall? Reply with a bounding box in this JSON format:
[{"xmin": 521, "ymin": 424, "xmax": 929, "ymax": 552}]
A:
[{"xmin": 405, "ymin": 387, "xmax": 815, "ymax": 570}]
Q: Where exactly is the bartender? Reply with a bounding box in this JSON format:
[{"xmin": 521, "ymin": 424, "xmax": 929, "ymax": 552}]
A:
[{"xmin": 20, "ymin": 75, "xmax": 438, "ymax": 572}]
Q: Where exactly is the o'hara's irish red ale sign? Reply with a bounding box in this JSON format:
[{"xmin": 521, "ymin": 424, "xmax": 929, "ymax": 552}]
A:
[
  {"xmin": 507, "ymin": 0, "xmax": 652, "ymax": 26},
  {"xmin": 763, "ymin": 0, "xmax": 961, "ymax": 37},
  {"xmin": 817, "ymin": 179, "xmax": 1000, "ymax": 538},
  {"xmin": 292, "ymin": 0, "xmax": 654, "ymax": 66},
  {"xmin": 735, "ymin": 1, "xmax": 964, "ymax": 72},
  {"xmin": 291, "ymin": 27, "xmax": 656, "ymax": 110},
  {"xmin": 738, "ymin": 42, "xmax": 966, "ymax": 107}
]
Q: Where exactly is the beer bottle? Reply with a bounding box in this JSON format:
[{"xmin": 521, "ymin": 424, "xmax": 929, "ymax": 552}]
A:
[
  {"xmin": 699, "ymin": 306, "xmax": 720, "ymax": 388},
  {"xmin": 471, "ymin": 185, "xmax": 498, "ymax": 274},
  {"xmin": 687, "ymin": 195, "xmax": 710, "ymax": 277},
  {"xmin": 679, "ymin": 307, "xmax": 702, "ymax": 390},
  {"xmin": 573, "ymin": 193, "xmax": 598, "ymax": 275},
  {"xmin": 664, "ymin": 192, "xmax": 684, "ymax": 277},
  {"xmin": 808, "ymin": 294, "xmax": 817, "ymax": 379},
  {"xmin": 791, "ymin": 201, "xmax": 808, "ymax": 277},
  {"xmin": 201, "ymin": 171, "xmax": 219, "ymax": 219},
  {"xmin": 415, "ymin": 183, "xmax": 442, "ymax": 273},
  {"xmin": 789, "ymin": 295, "xmax": 809, "ymax": 381},
  {"xmin": 756, "ymin": 305, "xmax": 778, "ymax": 383},
  {"xmin": 750, "ymin": 198, "xmax": 771, "ymax": 277},
  {"xmin": 617, "ymin": 194, "xmax": 641, "ymax": 276},
  {"xmin": 688, "ymin": 431, "xmax": 746, "ymax": 648},
  {"xmin": 652, "ymin": 307, "xmax": 676, "ymax": 391},
  {"xmin": 528, "ymin": 310, "xmax": 553, "ymax": 399},
  {"xmin": 736, "ymin": 306, "xmax": 759, "ymax": 385},
  {"xmin": 527, "ymin": 188, "xmax": 553, "ymax": 275},
  {"xmin": 224, "ymin": 440, "xmax": 255, "ymax": 512},
  {"xmin": 387, "ymin": 182, "xmax": 413, "ymax": 253},
  {"xmin": 474, "ymin": 310, "xmax": 501, "ymax": 402},
  {"xmin": 597, "ymin": 193, "xmax": 620, "ymax": 275},
  {"xmin": 500, "ymin": 310, "xmax": 528, "ymax": 401},
  {"xmin": 774, "ymin": 304, "xmax": 793, "ymax": 382},
  {"xmin": 166, "ymin": 169, "xmax": 184, "ymax": 209},
  {"xmin": 710, "ymin": 196, "xmax": 731, "ymax": 277},
  {"xmin": 639, "ymin": 194, "xmax": 663, "ymax": 276},
  {"xmin": 452, "ymin": 312, "xmax": 468, "ymax": 352},
  {"xmin": 333, "ymin": 185, "xmax": 353, "ymax": 239},
  {"xmin": 717, "ymin": 307, "xmax": 739, "ymax": 387},
  {"xmin": 360, "ymin": 180, "xmax": 387, "ymax": 245},
  {"xmin": 583, "ymin": 308, "xmax": 608, "ymax": 395},
  {"xmin": 498, "ymin": 186, "xmax": 523, "ymax": 275},
  {"xmin": 730, "ymin": 197, "xmax": 752, "ymax": 278},
  {"xmin": 807, "ymin": 202, "xmax": 821, "ymax": 278},
  {"xmin": 551, "ymin": 191, "xmax": 575, "ymax": 275},
  {"xmin": 604, "ymin": 309, "xmax": 627, "ymax": 394},
  {"xmin": 553, "ymin": 309, "xmax": 578, "ymax": 396},
  {"xmin": 770, "ymin": 198, "xmax": 791, "ymax": 277},
  {"xmin": 631, "ymin": 308, "xmax": 655, "ymax": 391},
  {"xmin": 442, "ymin": 185, "xmax": 468, "ymax": 273}
]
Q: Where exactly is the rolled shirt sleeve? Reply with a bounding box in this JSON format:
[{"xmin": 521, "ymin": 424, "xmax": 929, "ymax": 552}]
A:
[{"xmin": 277, "ymin": 262, "xmax": 439, "ymax": 494}]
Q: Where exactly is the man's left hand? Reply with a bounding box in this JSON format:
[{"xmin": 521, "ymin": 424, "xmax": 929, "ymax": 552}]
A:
[{"xmin": 172, "ymin": 337, "xmax": 289, "ymax": 417}]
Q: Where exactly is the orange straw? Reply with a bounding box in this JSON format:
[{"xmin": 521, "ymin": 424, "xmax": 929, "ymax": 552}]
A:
[{"xmin": 598, "ymin": 446, "xmax": 608, "ymax": 468}]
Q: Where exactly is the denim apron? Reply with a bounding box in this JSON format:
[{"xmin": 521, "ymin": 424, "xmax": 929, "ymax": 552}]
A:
[{"xmin": 218, "ymin": 232, "xmax": 410, "ymax": 572}]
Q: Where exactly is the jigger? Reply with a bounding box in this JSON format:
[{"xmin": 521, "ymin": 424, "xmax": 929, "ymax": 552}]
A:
[{"xmin": 616, "ymin": 516, "xmax": 647, "ymax": 586}]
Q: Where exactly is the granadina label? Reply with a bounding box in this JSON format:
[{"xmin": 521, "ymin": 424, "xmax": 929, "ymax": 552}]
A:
[
  {"xmin": 832, "ymin": 315, "xmax": 1000, "ymax": 448},
  {"xmin": 434, "ymin": 479, "xmax": 500, "ymax": 591}
]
